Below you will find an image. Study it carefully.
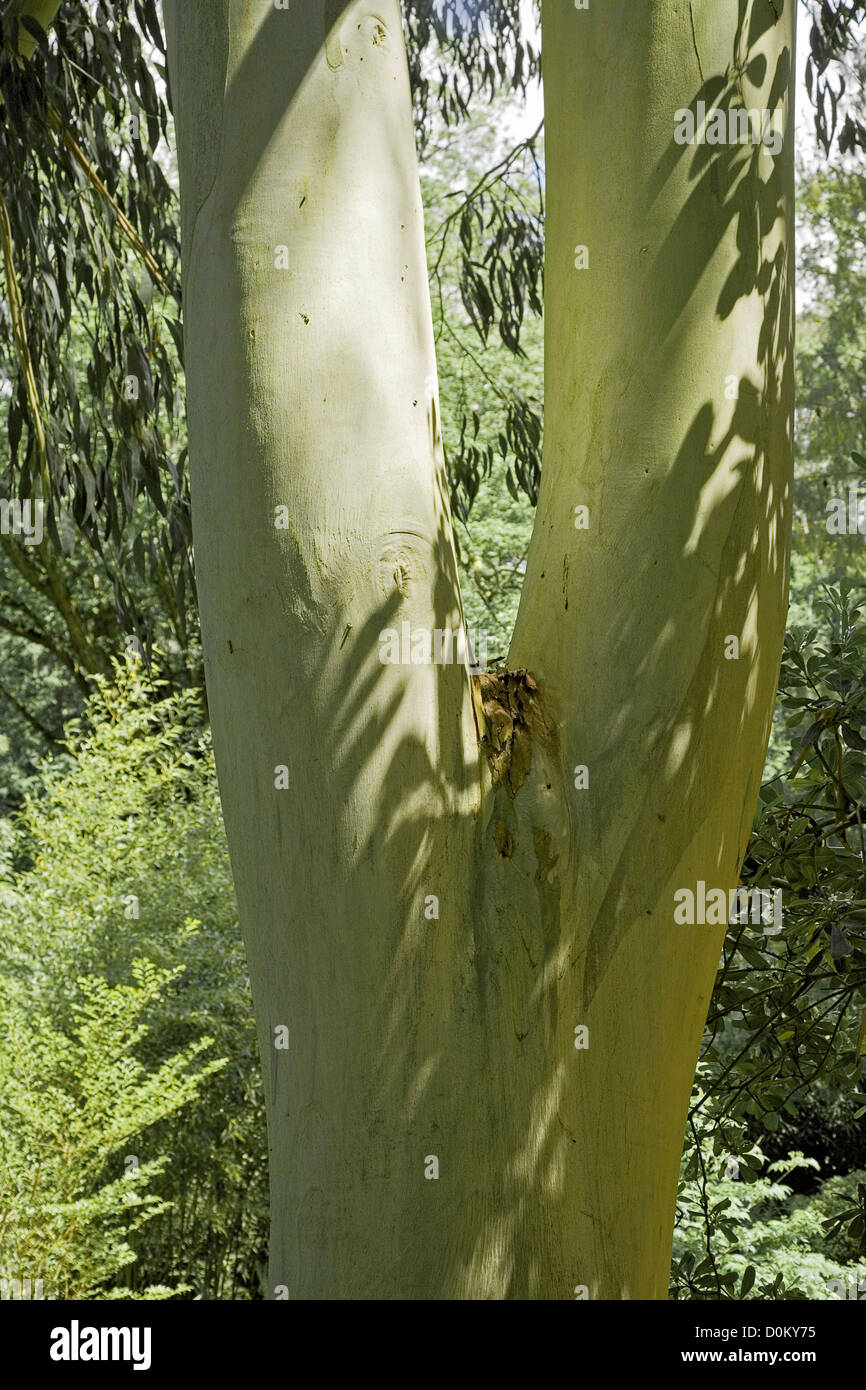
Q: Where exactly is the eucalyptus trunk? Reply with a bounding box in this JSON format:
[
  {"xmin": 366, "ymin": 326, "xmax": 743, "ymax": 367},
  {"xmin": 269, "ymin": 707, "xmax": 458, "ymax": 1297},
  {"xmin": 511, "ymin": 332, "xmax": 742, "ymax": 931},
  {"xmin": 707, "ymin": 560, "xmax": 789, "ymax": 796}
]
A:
[{"xmin": 165, "ymin": 0, "xmax": 795, "ymax": 1299}]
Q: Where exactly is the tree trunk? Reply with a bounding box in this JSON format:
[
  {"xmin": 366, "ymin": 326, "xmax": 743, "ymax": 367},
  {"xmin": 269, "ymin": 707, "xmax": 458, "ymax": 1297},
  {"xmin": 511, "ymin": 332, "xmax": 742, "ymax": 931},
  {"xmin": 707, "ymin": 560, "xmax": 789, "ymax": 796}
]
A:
[{"xmin": 165, "ymin": 0, "xmax": 795, "ymax": 1299}]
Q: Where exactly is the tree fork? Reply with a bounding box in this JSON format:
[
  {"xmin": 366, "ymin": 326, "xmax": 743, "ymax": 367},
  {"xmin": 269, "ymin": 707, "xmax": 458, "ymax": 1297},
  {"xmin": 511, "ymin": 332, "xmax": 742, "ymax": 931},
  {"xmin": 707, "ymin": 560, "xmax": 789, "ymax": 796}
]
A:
[{"xmin": 166, "ymin": 0, "xmax": 795, "ymax": 1298}]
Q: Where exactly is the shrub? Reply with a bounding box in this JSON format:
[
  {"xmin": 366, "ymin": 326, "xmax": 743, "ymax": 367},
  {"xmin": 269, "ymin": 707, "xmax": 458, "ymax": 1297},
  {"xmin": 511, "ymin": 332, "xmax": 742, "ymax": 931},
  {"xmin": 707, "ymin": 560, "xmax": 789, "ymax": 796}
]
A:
[
  {"xmin": 0, "ymin": 657, "xmax": 268, "ymax": 1298},
  {"xmin": 0, "ymin": 960, "xmax": 223, "ymax": 1299}
]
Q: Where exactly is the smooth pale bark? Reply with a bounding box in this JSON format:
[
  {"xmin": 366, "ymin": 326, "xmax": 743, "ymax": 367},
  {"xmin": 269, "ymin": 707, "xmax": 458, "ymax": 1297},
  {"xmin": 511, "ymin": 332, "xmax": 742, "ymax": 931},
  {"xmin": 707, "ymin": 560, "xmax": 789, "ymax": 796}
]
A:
[
  {"xmin": 508, "ymin": 0, "xmax": 795, "ymax": 1294},
  {"xmin": 166, "ymin": 0, "xmax": 794, "ymax": 1299}
]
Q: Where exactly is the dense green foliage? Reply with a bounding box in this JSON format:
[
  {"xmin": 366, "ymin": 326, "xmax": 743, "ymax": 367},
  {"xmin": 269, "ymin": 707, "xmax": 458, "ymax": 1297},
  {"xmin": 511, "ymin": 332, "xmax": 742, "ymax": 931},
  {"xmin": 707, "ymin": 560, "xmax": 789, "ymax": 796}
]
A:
[
  {"xmin": 0, "ymin": 661, "xmax": 268, "ymax": 1298},
  {"xmin": 0, "ymin": 958, "xmax": 223, "ymax": 1299},
  {"xmin": 672, "ymin": 1145, "xmax": 866, "ymax": 1299}
]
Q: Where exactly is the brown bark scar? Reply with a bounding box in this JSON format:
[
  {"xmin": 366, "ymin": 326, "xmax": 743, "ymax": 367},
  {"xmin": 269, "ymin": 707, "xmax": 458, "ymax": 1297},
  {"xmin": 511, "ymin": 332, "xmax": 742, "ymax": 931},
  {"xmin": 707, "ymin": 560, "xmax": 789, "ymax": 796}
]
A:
[{"xmin": 472, "ymin": 668, "xmax": 550, "ymax": 798}]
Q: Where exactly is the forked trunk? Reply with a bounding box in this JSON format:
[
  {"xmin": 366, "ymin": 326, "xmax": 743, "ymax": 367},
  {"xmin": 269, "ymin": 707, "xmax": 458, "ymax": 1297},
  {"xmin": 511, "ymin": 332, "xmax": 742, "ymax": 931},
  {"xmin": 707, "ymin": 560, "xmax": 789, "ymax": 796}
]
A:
[{"xmin": 166, "ymin": 0, "xmax": 795, "ymax": 1298}]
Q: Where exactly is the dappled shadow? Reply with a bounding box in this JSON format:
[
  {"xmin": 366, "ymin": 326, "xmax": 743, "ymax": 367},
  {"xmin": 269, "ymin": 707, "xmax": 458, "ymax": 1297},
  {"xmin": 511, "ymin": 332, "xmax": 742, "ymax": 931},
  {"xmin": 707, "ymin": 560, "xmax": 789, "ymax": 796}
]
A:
[
  {"xmin": 171, "ymin": 0, "xmax": 795, "ymax": 1298},
  {"xmin": 170, "ymin": 0, "xmax": 498, "ymax": 1298},
  {"xmin": 499, "ymin": 0, "xmax": 795, "ymax": 1295},
  {"xmin": 577, "ymin": 0, "xmax": 793, "ymax": 1005}
]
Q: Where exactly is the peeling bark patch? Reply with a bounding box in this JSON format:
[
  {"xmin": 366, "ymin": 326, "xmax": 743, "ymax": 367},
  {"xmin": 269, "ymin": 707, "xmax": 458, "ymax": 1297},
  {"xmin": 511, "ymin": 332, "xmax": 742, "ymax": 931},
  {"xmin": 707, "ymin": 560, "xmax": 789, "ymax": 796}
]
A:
[
  {"xmin": 494, "ymin": 816, "xmax": 514, "ymax": 858},
  {"xmin": 324, "ymin": 0, "xmax": 344, "ymax": 68},
  {"xmin": 533, "ymin": 826, "xmax": 559, "ymax": 885},
  {"xmin": 557, "ymin": 1112, "xmax": 578, "ymax": 1144},
  {"xmin": 474, "ymin": 668, "xmax": 543, "ymax": 797}
]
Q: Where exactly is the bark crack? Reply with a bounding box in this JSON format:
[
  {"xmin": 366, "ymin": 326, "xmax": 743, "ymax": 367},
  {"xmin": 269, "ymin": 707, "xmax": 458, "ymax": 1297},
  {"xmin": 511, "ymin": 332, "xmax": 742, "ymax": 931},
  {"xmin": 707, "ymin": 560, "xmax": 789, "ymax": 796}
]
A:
[{"xmin": 689, "ymin": 2, "xmax": 705, "ymax": 84}]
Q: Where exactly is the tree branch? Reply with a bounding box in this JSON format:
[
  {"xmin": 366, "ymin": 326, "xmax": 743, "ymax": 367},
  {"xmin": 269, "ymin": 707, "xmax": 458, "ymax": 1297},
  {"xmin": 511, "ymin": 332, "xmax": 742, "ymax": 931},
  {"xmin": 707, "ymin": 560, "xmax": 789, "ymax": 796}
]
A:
[{"xmin": 0, "ymin": 673, "xmax": 61, "ymax": 745}]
